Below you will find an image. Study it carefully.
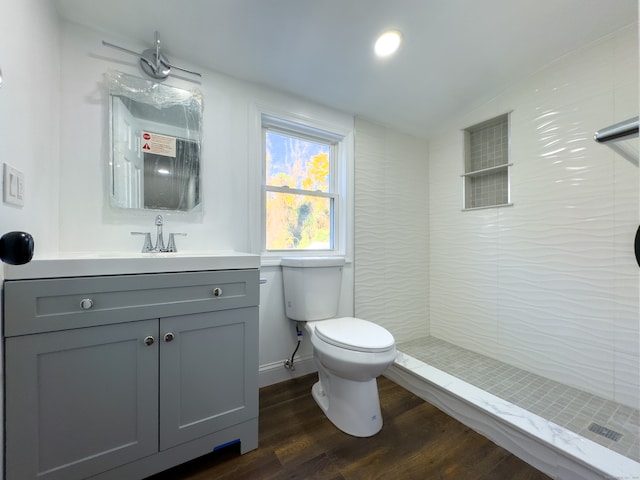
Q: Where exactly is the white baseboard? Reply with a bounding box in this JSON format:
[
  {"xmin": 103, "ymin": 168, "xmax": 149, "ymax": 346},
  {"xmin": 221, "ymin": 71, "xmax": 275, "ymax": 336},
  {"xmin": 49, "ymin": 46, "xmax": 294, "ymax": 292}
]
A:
[{"xmin": 259, "ymin": 354, "xmax": 317, "ymax": 388}]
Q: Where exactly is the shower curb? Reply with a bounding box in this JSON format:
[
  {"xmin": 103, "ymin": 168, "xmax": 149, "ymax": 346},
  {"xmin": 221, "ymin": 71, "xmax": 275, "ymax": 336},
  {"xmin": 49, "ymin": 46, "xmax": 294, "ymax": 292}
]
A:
[{"xmin": 384, "ymin": 360, "xmax": 640, "ymax": 480}]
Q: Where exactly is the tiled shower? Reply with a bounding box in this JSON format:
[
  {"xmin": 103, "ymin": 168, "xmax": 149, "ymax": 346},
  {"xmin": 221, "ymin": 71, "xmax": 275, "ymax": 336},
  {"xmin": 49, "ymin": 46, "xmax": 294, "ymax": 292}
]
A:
[{"xmin": 354, "ymin": 22, "xmax": 638, "ymax": 474}]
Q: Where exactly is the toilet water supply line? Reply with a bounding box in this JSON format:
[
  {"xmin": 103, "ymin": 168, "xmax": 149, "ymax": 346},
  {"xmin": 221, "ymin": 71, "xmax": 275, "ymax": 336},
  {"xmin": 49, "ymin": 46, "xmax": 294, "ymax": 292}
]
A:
[{"xmin": 284, "ymin": 323, "xmax": 303, "ymax": 370}]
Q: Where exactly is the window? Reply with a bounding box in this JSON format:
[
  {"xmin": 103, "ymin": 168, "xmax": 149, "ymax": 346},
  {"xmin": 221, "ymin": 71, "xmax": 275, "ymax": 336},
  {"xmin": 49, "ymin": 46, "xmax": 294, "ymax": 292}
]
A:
[
  {"xmin": 462, "ymin": 113, "xmax": 512, "ymax": 210},
  {"xmin": 262, "ymin": 115, "xmax": 343, "ymax": 252}
]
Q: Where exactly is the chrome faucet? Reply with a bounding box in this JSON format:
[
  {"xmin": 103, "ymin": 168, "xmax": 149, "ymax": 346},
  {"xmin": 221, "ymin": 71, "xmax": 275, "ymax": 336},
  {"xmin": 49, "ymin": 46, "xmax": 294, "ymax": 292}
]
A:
[
  {"xmin": 131, "ymin": 231, "xmax": 154, "ymax": 252},
  {"xmin": 166, "ymin": 232, "xmax": 187, "ymax": 253},
  {"xmin": 154, "ymin": 215, "xmax": 165, "ymax": 252},
  {"xmin": 131, "ymin": 215, "xmax": 186, "ymax": 252}
]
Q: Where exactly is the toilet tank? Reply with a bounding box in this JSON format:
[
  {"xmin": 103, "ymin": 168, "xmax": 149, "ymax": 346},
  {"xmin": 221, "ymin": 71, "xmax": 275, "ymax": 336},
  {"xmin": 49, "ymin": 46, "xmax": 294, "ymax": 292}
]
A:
[{"xmin": 281, "ymin": 256, "xmax": 345, "ymax": 321}]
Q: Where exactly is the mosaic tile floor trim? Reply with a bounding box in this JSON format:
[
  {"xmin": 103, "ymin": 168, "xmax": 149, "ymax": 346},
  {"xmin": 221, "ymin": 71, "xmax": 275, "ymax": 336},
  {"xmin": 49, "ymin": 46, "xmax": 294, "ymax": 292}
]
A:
[{"xmin": 398, "ymin": 336, "xmax": 639, "ymax": 462}]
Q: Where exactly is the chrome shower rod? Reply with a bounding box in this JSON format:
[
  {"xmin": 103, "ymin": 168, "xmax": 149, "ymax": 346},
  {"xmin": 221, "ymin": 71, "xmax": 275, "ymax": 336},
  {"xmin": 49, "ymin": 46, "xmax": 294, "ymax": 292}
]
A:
[{"xmin": 594, "ymin": 116, "xmax": 639, "ymax": 143}]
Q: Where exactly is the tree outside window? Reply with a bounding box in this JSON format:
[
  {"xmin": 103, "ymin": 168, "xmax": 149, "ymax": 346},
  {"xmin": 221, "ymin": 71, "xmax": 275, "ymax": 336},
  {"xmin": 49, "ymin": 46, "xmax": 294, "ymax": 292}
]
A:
[{"xmin": 264, "ymin": 129, "xmax": 336, "ymax": 251}]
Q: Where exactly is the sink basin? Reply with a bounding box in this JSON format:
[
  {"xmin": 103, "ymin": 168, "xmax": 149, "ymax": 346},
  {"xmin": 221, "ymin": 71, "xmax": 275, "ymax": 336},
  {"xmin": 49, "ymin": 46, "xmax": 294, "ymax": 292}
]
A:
[{"xmin": 3, "ymin": 251, "xmax": 260, "ymax": 280}]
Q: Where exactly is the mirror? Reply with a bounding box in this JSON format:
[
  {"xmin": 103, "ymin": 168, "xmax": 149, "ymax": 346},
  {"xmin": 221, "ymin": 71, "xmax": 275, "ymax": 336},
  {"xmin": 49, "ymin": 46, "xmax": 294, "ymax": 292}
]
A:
[{"xmin": 107, "ymin": 71, "xmax": 203, "ymax": 212}]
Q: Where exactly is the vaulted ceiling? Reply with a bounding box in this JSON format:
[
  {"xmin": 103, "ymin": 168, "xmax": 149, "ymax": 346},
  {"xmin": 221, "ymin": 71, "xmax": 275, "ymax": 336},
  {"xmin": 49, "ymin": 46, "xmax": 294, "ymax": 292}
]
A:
[{"xmin": 54, "ymin": 0, "xmax": 638, "ymax": 138}]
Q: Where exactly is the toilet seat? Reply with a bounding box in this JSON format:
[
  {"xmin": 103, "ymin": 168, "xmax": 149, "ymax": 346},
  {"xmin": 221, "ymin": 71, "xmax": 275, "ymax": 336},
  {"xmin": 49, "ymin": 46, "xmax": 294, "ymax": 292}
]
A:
[{"xmin": 314, "ymin": 317, "xmax": 395, "ymax": 353}]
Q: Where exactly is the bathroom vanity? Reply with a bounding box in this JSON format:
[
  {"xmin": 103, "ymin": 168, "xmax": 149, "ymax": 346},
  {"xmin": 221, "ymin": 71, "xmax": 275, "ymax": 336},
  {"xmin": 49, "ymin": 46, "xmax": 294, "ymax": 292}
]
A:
[{"xmin": 2, "ymin": 253, "xmax": 260, "ymax": 480}]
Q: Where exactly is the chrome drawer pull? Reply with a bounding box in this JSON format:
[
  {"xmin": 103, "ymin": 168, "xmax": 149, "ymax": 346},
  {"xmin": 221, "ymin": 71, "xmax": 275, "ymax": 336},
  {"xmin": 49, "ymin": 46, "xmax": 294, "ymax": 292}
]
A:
[
  {"xmin": 80, "ymin": 298, "xmax": 94, "ymax": 310},
  {"xmin": 212, "ymin": 287, "xmax": 223, "ymax": 297},
  {"xmin": 144, "ymin": 336, "xmax": 155, "ymax": 346},
  {"xmin": 164, "ymin": 332, "xmax": 175, "ymax": 342}
]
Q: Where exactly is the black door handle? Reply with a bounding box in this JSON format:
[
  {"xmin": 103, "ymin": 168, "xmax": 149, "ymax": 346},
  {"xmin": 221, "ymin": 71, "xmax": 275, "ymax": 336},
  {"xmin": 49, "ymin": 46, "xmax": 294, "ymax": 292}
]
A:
[
  {"xmin": 635, "ymin": 225, "xmax": 640, "ymax": 268},
  {"xmin": 0, "ymin": 231, "xmax": 33, "ymax": 265}
]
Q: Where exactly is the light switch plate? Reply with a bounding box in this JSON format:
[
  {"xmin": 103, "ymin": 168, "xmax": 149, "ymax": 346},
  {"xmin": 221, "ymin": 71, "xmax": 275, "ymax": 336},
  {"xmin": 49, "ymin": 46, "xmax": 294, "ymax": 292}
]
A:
[{"xmin": 3, "ymin": 163, "xmax": 24, "ymax": 207}]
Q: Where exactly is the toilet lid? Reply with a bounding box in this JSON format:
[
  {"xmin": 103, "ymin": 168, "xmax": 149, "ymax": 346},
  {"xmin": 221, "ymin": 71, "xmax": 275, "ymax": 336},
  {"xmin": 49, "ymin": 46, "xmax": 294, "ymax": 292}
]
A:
[{"xmin": 314, "ymin": 317, "xmax": 395, "ymax": 353}]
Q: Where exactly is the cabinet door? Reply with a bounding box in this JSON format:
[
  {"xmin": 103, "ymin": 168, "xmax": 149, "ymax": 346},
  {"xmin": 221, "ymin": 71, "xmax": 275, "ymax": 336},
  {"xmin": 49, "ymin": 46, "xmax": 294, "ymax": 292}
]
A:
[
  {"xmin": 5, "ymin": 320, "xmax": 159, "ymax": 480},
  {"xmin": 159, "ymin": 307, "xmax": 258, "ymax": 450}
]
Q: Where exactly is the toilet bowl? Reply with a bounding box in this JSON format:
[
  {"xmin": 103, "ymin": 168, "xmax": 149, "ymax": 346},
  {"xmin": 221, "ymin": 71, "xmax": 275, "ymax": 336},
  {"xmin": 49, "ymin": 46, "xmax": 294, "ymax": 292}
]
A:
[
  {"xmin": 307, "ymin": 318, "xmax": 396, "ymax": 437},
  {"xmin": 281, "ymin": 257, "xmax": 396, "ymax": 437}
]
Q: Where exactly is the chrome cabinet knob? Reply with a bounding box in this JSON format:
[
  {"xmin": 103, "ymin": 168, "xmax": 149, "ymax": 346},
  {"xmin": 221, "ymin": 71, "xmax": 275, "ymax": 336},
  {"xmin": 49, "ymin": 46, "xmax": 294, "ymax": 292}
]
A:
[
  {"xmin": 144, "ymin": 336, "xmax": 155, "ymax": 346},
  {"xmin": 164, "ymin": 332, "xmax": 175, "ymax": 342},
  {"xmin": 212, "ymin": 287, "xmax": 223, "ymax": 297},
  {"xmin": 80, "ymin": 298, "xmax": 94, "ymax": 310}
]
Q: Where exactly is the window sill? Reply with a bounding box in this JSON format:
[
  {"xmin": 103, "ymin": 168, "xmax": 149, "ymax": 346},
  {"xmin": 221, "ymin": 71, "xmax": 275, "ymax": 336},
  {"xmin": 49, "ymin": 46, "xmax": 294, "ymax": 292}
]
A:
[{"xmin": 260, "ymin": 254, "xmax": 352, "ymax": 268}]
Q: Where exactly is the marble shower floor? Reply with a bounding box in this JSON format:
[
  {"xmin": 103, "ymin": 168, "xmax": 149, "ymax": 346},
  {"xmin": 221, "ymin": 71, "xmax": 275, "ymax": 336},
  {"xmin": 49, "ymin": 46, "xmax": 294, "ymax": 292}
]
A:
[{"xmin": 398, "ymin": 336, "xmax": 640, "ymax": 462}]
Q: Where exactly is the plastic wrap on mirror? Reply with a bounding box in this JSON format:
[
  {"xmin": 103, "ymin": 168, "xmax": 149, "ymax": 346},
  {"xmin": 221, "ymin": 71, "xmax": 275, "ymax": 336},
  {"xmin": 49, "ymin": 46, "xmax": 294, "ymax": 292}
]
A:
[{"xmin": 105, "ymin": 71, "xmax": 203, "ymax": 212}]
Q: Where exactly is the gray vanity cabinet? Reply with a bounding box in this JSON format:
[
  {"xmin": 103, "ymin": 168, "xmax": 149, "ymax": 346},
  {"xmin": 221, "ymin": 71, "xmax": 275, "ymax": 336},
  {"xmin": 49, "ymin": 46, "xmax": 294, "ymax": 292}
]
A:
[
  {"xmin": 3, "ymin": 269, "xmax": 259, "ymax": 480},
  {"xmin": 159, "ymin": 308, "xmax": 256, "ymax": 450},
  {"xmin": 5, "ymin": 320, "xmax": 160, "ymax": 480}
]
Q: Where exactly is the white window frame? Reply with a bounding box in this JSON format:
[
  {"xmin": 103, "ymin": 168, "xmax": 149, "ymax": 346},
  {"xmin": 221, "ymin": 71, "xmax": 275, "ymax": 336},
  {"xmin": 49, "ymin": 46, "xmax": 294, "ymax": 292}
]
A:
[
  {"xmin": 262, "ymin": 114, "xmax": 342, "ymax": 254},
  {"xmin": 250, "ymin": 106, "xmax": 353, "ymax": 265}
]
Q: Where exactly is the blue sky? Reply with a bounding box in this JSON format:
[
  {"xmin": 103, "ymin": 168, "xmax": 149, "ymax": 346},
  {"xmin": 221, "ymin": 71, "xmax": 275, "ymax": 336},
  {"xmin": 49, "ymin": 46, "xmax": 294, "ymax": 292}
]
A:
[{"xmin": 266, "ymin": 130, "xmax": 330, "ymax": 179}]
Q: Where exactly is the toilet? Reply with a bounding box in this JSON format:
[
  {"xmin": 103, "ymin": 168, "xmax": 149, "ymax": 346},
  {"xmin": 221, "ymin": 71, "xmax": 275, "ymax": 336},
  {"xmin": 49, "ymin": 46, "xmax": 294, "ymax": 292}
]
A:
[{"xmin": 281, "ymin": 256, "xmax": 396, "ymax": 437}]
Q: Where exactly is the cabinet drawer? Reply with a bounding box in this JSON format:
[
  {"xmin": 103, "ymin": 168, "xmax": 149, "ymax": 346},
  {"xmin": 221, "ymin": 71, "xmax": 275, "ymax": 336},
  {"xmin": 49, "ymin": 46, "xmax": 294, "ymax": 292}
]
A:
[{"xmin": 4, "ymin": 269, "xmax": 259, "ymax": 336}]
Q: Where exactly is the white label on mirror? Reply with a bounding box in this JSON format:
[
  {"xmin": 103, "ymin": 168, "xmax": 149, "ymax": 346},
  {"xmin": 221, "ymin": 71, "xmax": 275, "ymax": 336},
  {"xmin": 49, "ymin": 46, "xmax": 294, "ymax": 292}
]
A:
[{"xmin": 141, "ymin": 132, "xmax": 177, "ymax": 157}]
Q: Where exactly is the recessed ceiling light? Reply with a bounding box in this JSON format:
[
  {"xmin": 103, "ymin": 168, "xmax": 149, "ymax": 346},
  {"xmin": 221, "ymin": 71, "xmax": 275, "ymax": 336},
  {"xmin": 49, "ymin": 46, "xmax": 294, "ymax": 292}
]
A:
[{"xmin": 374, "ymin": 30, "xmax": 402, "ymax": 57}]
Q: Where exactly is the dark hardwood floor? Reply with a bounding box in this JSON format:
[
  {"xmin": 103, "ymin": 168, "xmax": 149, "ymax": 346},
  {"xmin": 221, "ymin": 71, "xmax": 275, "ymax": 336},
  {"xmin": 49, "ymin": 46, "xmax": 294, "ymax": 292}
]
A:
[{"xmin": 148, "ymin": 374, "xmax": 551, "ymax": 480}]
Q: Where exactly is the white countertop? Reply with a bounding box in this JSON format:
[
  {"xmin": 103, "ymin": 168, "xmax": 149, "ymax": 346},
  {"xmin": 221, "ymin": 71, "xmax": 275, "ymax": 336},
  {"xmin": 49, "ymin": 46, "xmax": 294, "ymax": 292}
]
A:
[{"xmin": 3, "ymin": 251, "xmax": 260, "ymax": 280}]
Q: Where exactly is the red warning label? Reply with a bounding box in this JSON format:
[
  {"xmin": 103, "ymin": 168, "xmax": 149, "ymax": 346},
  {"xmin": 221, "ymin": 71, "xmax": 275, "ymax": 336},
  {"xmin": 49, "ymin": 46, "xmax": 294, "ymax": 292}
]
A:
[{"xmin": 141, "ymin": 132, "xmax": 176, "ymax": 157}]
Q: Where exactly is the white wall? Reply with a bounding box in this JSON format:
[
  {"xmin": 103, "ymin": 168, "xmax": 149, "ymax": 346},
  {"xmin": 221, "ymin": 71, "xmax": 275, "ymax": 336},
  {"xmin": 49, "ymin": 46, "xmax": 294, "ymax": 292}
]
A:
[
  {"xmin": 57, "ymin": 21, "xmax": 355, "ymax": 386},
  {"xmin": 354, "ymin": 119, "xmax": 430, "ymax": 343},
  {"xmin": 1, "ymin": 2, "xmax": 61, "ymax": 479},
  {"xmin": 0, "ymin": 1, "xmax": 61, "ymax": 262},
  {"xmin": 428, "ymin": 24, "xmax": 639, "ymax": 408}
]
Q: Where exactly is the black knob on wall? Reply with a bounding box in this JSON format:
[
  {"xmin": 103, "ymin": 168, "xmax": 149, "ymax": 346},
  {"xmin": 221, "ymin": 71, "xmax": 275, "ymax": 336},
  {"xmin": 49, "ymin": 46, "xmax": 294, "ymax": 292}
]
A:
[{"xmin": 0, "ymin": 231, "xmax": 34, "ymax": 265}]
